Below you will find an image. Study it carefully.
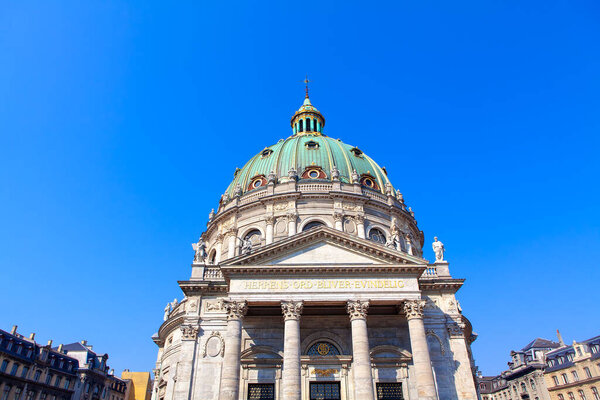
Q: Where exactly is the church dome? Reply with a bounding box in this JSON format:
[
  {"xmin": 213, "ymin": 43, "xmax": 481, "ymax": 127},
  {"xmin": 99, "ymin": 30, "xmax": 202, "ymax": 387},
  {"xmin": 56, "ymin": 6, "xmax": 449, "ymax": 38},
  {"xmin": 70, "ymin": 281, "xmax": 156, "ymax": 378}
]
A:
[{"xmin": 223, "ymin": 96, "xmax": 393, "ymax": 198}]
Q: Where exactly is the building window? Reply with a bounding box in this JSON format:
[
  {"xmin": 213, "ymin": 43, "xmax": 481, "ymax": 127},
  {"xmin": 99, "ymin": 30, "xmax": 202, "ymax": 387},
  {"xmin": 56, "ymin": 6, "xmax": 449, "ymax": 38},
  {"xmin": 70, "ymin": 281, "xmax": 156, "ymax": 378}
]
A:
[
  {"xmin": 25, "ymin": 349, "xmax": 32, "ymax": 358},
  {"xmin": 34, "ymin": 370, "xmax": 41, "ymax": 381},
  {"xmin": 26, "ymin": 392, "xmax": 34, "ymax": 400},
  {"xmin": 59, "ymin": 361, "xmax": 64, "ymax": 369},
  {"xmin": 302, "ymin": 221, "xmax": 325, "ymax": 232},
  {"xmin": 530, "ymin": 379, "xmax": 536, "ymax": 390},
  {"xmin": 591, "ymin": 387, "xmax": 599, "ymax": 400},
  {"xmin": 569, "ymin": 393, "xmax": 575, "ymax": 400},
  {"xmin": 591, "ymin": 345, "xmax": 599, "ymax": 354},
  {"xmin": 14, "ymin": 388, "xmax": 22, "ymax": 400},
  {"xmin": 54, "ymin": 376, "xmax": 61, "ymax": 387},
  {"xmin": 21, "ymin": 366, "xmax": 29, "ymax": 378},
  {"xmin": 521, "ymin": 383, "xmax": 527, "ymax": 392},
  {"xmin": 7, "ymin": 341, "xmax": 13, "ymax": 351},
  {"xmin": 39, "ymin": 394, "xmax": 46, "ymax": 400},
  {"xmin": 309, "ymin": 382, "xmax": 340, "ymax": 400},
  {"xmin": 243, "ymin": 229, "xmax": 262, "ymax": 246},
  {"xmin": 46, "ymin": 374, "xmax": 53, "ymax": 385},
  {"xmin": 0, "ymin": 360, "xmax": 8, "ymax": 372},
  {"xmin": 558, "ymin": 395, "xmax": 565, "ymax": 400},
  {"xmin": 247, "ymin": 383, "xmax": 274, "ymax": 400},
  {"xmin": 579, "ymin": 390, "xmax": 587, "ymax": 400},
  {"xmin": 64, "ymin": 379, "xmax": 71, "ymax": 389},
  {"xmin": 10, "ymin": 364, "xmax": 19, "ymax": 376},
  {"xmin": 553, "ymin": 376, "xmax": 560, "ymax": 386},
  {"xmin": 16, "ymin": 345, "xmax": 22, "ymax": 355},
  {"xmin": 567, "ymin": 354, "xmax": 574, "ymax": 362},
  {"xmin": 562, "ymin": 373, "xmax": 569, "ymax": 384},
  {"xmin": 572, "ymin": 371, "xmax": 579, "ymax": 381},
  {"xmin": 585, "ymin": 367, "xmax": 592, "ymax": 378},
  {"xmin": 307, "ymin": 341, "xmax": 341, "ymax": 356},
  {"xmin": 299, "ymin": 119, "xmax": 303, "ymax": 132},
  {"xmin": 368, "ymin": 228, "xmax": 387, "ymax": 244},
  {"xmin": 376, "ymin": 383, "xmax": 404, "ymax": 399},
  {"xmin": 1, "ymin": 387, "xmax": 11, "ymax": 400}
]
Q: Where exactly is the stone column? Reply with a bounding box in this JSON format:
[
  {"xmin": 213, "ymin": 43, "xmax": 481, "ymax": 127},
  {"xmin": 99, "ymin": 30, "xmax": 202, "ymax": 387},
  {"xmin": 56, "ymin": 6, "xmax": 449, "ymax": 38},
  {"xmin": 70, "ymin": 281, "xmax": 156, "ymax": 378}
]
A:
[
  {"xmin": 355, "ymin": 215, "xmax": 366, "ymax": 239},
  {"xmin": 174, "ymin": 325, "xmax": 199, "ymax": 400},
  {"xmin": 333, "ymin": 212, "xmax": 344, "ymax": 231},
  {"xmin": 227, "ymin": 230, "xmax": 237, "ymax": 259},
  {"xmin": 215, "ymin": 234, "xmax": 224, "ymax": 264},
  {"xmin": 281, "ymin": 301, "xmax": 303, "ymax": 400},
  {"xmin": 287, "ymin": 211, "xmax": 297, "ymax": 236},
  {"xmin": 219, "ymin": 300, "xmax": 248, "ymax": 400},
  {"xmin": 347, "ymin": 300, "xmax": 375, "ymax": 400},
  {"xmin": 403, "ymin": 300, "xmax": 437, "ymax": 400},
  {"xmin": 446, "ymin": 322, "xmax": 478, "ymax": 399},
  {"xmin": 266, "ymin": 216, "xmax": 275, "ymax": 245}
]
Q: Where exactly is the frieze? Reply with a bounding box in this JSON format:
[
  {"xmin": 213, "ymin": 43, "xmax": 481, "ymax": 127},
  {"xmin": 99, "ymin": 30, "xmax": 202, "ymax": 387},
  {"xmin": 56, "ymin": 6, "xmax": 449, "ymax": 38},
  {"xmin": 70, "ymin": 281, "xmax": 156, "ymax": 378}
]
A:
[
  {"xmin": 230, "ymin": 277, "xmax": 410, "ymax": 294},
  {"xmin": 311, "ymin": 368, "xmax": 339, "ymax": 377}
]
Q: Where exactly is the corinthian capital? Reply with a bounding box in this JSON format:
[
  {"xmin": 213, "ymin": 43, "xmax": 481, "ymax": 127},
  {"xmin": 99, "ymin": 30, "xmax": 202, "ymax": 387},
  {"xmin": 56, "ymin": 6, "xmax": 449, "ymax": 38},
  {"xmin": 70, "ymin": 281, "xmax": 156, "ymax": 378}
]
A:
[
  {"xmin": 353, "ymin": 214, "xmax": 365, "ymax": 224},
  {"xmin": 180, "ymin": 325, "xmax": 199, "ymax": 340},
  {"xmin": 402, "ymin": 300, "xmax": 425, "ymax": 320},
  {"xmin": 265, "ymin": 215, "xmax": 275, "ymax": 225},
  {"xmin": 281, "ymin": 301, "xmax": 303, "ymax": 321},
  {"xmin": 286, "ymin": 210, "xmax": 298, "ymax": 221},
  {"xmin": 346, "ymin": 300, "xmax": 369, "ymax": 321},
  {"xmin": 223, "ymin": 300, "xmax": 248, "ymax": 321},
  {"xmin": 333, "ymin": 211, "xmax": 344, "ymax": 222}
]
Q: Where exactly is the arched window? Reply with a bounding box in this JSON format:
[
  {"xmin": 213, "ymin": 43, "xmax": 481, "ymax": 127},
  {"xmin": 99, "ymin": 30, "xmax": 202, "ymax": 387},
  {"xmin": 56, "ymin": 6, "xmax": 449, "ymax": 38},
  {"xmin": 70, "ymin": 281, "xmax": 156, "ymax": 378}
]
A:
[
  {"xmin": 530, "ymin": 379, "xmax": 536, "ymax": 390},
  {"xmin": 307, "ymin": 341, "xmax": 340, "ymax": 356},
  {"xmin": 306, "ymin": 118, "xmax": 311, "ymax": 131},
  {"xmin": 521, "ymin": 383, "xmax": 527, "ymax": 392},
  {"xmin": 299, "ymin": 119, "xmax": 304, "ymax": 132},
  {"xmin": 368, "ymin": 228, "xmax": 386, "ymax": 244},
  {"xmin": 302, "ymin": 221, "xmax": 325, "ymax": 232},
  {"xmin": 208, "ymin": 249, "xmax": 216, "ymax": 265},
  {"xmin": 244, "ymin": 229, "xmax": 262, "ymax": 245}
]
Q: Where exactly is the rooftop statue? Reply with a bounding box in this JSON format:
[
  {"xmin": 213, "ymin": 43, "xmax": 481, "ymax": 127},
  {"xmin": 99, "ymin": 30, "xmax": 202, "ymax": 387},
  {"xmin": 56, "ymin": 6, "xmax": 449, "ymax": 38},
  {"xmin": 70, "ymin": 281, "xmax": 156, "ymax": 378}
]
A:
[
  {"xmin": 192, "ymin": 238, "xmax": 207, "ymax": 264},
  {"xmin": 432, "ymin": 236, "xmax": 445, "ymax": 262}
]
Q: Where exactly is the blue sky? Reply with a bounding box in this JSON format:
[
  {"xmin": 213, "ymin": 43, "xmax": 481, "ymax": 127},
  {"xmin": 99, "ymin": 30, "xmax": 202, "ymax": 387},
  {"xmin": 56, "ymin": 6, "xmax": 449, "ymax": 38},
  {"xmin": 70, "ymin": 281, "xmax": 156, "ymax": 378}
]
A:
[{"xmin": 1, "ymin": 0, "xmax": 599, "ymax": 376}]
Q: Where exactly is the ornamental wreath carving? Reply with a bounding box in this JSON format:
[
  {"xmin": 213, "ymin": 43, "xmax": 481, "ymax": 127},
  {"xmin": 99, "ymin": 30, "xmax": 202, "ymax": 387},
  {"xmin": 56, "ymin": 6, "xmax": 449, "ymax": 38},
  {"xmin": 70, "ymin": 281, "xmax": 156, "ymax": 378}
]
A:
[
  {"xmin": 281, "ymin": 301, "xmax": 303, "ymax": 320},
  {"xmin": 223, "ymin": 300, "xmax": 248, "ymax": 321},
  {"xmin": 180, "ymin": 325, "xmax": 199, "ymax": 340},
  {"xmin": 402, "ymin": 300, "xmax": 425, "ymax": 320},
  {"xmin": 202, "ymin": 331, "xmax": 225, "ymax": 358},
  {"xmin": 346, "ymin": 300, "xmax": 369, "ymax": 321}
]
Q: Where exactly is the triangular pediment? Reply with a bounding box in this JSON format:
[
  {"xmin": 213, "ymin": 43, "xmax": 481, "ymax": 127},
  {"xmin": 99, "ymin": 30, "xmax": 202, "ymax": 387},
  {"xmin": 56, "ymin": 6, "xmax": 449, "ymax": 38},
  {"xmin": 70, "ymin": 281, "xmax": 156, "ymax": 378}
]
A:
[{"xmin": 221, "ymin": 226, "xmax": 427, "ymax": 266}]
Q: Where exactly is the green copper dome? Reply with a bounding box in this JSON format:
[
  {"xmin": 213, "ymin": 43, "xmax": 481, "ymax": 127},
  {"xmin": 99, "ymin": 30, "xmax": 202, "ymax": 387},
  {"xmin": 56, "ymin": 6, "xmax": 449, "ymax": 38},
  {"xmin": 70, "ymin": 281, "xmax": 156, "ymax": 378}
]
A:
[{"xmin": 224, "ymin": 96, "xmax": 394, "ymax": 198}]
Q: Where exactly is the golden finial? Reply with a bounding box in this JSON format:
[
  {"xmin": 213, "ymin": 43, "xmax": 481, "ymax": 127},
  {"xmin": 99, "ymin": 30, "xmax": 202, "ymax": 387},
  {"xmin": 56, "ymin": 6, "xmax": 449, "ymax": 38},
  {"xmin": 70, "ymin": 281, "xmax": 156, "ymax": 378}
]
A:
[{"xmin": 304, "ymin": 75, "xmax": 310, "ymax": 98}]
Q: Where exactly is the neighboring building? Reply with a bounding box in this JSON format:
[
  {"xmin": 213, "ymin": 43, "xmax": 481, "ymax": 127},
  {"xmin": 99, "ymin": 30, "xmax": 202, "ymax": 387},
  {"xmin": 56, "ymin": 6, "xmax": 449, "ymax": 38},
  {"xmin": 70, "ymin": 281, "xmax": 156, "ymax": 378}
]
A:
[
  {"xmin": 60, "ymin": 341, "xmax": 127, "ymax": 400},
  {"xmin": 477, "ymin": 338, "xmax": 560, "ymax": 400},
  {"xmin": 120, "ymin": 371, "xmax": 151, "ymax": 400},
  {"xmin": 151, "ymin": 91, "xmax": 480, "ymax": 400},
  {"xmin": 543, "ymin": 335, "xmax": 600, "ymax": 400},
  {"xmin": 0, "ymin": 326, "xmax": 79, "ymax": 400},
  {"xmin": 107, "ymin": 375, "xmax": 129, "ymax": 400}
]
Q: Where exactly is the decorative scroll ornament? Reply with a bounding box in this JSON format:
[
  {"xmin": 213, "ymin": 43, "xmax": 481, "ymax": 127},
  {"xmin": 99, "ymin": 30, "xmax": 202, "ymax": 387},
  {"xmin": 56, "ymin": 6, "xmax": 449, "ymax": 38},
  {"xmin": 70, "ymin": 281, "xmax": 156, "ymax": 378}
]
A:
[
  {"xmin": 447, "ymin": 323, "xmax": 464, "ymax": 338},
  {"xmin": 333, "ymin": 211, "xmax": 344, "ymax": 222},
  {"xmin": 223, "ymin": 300, "xmax": 248, "ymax": 321},
  {"xmin": 403, "ymin": 300, "xmax": 425, "ymax": 320},
  {"xmin": 281, "ymin": 301, "xmax": 303, "ymax": 321},
  {"xmin": 180, "ymin": 325, "xmax": 199, "ymax": 340},
  {"xmin": 346, "ymin": 300, "xmax": 369, "ymax": 321}
]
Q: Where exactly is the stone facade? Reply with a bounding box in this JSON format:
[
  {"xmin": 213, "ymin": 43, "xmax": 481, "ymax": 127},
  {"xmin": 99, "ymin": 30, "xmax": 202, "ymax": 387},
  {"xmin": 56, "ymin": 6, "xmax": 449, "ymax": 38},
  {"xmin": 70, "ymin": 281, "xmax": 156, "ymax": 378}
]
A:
[
  {"xmin": 543, "ymin": 335, "xmax": 600, "ymax": 400},
  {"xmin": 0, "ymin": 326, "xmax": 78, "ymax": 400},
  {"xmin": 151, "ymin": 94, "xmax": 479, "ymax": 400}
]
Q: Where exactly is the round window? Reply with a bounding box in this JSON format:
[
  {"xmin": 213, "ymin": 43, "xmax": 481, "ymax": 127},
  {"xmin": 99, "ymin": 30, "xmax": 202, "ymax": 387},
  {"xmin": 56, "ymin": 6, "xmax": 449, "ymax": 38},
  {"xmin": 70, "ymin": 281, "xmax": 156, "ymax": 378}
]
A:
[
  {"xmin": 253, "ymin": 180, "xmax": 263, "ymax": 188},
  {"xmin": 309, "ymin": 170, "xmax": 319, "ymax": 179},
  {"xmin": 363, "ymin": 178, "xmax": 374, "ymax": 187}
]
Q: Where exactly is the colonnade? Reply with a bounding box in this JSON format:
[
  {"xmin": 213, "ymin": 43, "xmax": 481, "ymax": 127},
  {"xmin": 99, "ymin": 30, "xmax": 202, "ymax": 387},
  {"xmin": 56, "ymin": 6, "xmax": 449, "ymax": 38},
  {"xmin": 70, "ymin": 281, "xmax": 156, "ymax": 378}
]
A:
[{"xmin": 217, "ymin": 299, "xmax": 437, "ymax": 400}]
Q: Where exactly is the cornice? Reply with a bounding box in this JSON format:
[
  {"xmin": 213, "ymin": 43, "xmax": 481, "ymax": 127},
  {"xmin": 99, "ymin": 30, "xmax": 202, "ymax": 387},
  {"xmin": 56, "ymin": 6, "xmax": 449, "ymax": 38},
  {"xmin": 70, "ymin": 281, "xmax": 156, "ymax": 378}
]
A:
[
  {"xmin": 157, "ymin": 315, "xmax": 185, "ymax": 342},
  {"xmin": 178, "ymin": 280, "xmax": 228, "ymax": 296},
  {"xmin": 221, "ymin": 264, "xmax": 426, "ymax": 278},
  {"xmin": 419, "ymin": 278, "xmax": 465, "ymax": 291}
]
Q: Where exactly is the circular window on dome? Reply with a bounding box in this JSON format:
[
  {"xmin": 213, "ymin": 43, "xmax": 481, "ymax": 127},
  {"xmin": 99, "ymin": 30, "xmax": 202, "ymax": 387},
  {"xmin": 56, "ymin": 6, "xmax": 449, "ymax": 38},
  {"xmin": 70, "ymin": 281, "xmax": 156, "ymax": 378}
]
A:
[
  {"xmin": 360, "ymin": 175, "xmax": 380, "ymax": 190},
  {"xmin": 247, "ymin": 176, "xmax": 267, "ymax": 191},
  {"xmin": 244, "ymin": 229, "xmax": 262, "ymax": 245},
  {"xmin": 363, "ymin": 178, "xmax": 374, "ymax": 188},
  {"xmin": 368, "ymin": 228, "xmax": 386, "ymax": 244},
  {"xmin": 309, "ymin": 170, "xmax": 319, "ymax": 179}
]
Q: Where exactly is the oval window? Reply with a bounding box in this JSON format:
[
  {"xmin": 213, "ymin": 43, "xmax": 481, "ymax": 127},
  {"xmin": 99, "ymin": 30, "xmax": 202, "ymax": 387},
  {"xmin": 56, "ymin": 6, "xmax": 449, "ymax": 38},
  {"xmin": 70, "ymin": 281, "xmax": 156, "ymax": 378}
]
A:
[{"xmin": 309, "ymin": 170, "xmax": 319, "ymax": 179}]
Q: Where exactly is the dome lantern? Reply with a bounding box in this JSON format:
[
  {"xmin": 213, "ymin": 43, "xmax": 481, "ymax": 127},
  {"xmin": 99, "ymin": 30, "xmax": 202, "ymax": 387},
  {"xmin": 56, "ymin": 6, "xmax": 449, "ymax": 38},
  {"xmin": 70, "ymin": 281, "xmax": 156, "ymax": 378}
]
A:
[{"xmin": 290, "ymin": 79, "xmax": 325, "ymax": 135}]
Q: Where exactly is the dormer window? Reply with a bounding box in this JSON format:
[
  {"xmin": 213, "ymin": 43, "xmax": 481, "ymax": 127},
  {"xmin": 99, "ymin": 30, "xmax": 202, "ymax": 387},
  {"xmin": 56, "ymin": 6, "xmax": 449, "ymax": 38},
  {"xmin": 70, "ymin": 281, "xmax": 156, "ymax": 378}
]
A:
[
  {"xmin": 350, "ymin": 147, "xmax": 363, "ymax": 157},
  {"xmin": 248, "ymin": 175, "xmax": 267, "ymax": 191},
  {"xmin": 301, "ymin": 167, "xmax": 326, "ymax": 180},
  {"xmin": 261, "ymin": 149, "xmax": 273, "ymax": 158},
  {"xmin": 360, "ymin": 175, "xmax": 380, "ymax": 190},
  {"xmin": 305, "ymin": 140, "xmax": 319, "ymax": 150}
]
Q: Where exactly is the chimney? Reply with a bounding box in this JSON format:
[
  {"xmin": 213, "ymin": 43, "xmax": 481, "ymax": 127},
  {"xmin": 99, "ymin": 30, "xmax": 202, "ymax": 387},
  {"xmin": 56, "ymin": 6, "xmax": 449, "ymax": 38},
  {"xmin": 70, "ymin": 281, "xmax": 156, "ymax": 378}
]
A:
[
  {"xmin": 11, "ymin": 325, "xmax": 17, "ymax": 334},
  {"xmin": 58, "ymin": 344, "xmax": 63, "ymax": 353},
  {"xmin": 29, "ymin": 333, "xmax": 35, "ymax": 340},
  {"xmin": 47, "ymin": 340, "xmax": 53, "ymax": 347},
  {"xmin": 81, "ymin": 340, "xmax": 87, "ymax": 346},
  {"xmin": 557, "ymin": 329, "xmax": 565, "ymax": 346}
]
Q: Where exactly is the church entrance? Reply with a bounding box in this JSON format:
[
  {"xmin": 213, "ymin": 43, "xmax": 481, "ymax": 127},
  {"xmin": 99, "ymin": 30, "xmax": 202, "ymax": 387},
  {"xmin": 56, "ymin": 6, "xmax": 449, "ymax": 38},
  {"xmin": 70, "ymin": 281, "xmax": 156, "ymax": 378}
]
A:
[{"xmin": 309, "ymin": 382, "xmax": 341, "ymax": 400}]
